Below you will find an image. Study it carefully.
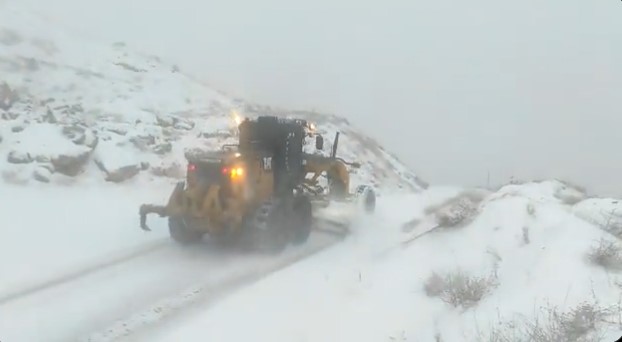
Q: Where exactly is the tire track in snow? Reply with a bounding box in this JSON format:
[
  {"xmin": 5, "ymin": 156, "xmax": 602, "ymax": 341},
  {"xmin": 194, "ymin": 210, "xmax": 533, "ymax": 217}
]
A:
[
  {"xmin": 0, "ymin": 218, "xmax": 348, "ymax": 307},
  {"xmin": 84, "ymin": 238, "xmax": 337, "ymax": 342},
  {"xmin": 0, "ymin": 230, "xmax": 343, "ymax": 342},
  {"xmin": 0, "ymin": 239, "xmax": 169, "ymax": 306}
]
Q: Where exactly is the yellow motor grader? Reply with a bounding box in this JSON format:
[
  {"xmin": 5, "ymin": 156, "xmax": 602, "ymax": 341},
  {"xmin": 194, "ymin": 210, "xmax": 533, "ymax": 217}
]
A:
[{"xmin": 139, "ymin": 115, "xmax": 376, "ymax": 252}]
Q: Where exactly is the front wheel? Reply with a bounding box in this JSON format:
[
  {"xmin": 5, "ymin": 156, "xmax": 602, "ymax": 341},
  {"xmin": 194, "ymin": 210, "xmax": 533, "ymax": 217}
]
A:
[
  {"xmin": 168, "ymin": 217, "xmax": 204, "ymax": 245},
  {"xmin": 355, "ymin": 185, "xmax": 376, "ymax": 214}
]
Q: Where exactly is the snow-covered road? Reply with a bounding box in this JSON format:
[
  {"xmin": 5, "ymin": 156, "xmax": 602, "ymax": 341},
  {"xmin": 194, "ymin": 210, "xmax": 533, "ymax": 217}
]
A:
[
  {"xmin": 0, "ymin": 181, "xmax": 341, "ymax": 342},
  {"xmin": 1, "ymin": 235, "xmax": 338, "ymax": 342}
]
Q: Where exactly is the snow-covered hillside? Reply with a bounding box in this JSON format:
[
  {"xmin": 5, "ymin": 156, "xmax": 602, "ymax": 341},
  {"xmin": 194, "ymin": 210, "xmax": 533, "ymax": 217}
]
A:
[
  {"xmin": 3, "ymin": 3, "xmax": 622, "ymax": 342},
  {"xmin": 0, "ymin": 3, "xmax": 427, "ymax": 192},
  {"xmin": 134, "ymin": 180, "xmax": 622, "ymax": 342}
]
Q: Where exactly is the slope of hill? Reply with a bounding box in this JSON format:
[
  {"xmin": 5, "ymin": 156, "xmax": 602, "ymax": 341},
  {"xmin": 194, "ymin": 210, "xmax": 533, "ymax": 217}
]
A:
[{"xmin": 0, "ymin": 3, "xmax": 426, "ymax": 192}]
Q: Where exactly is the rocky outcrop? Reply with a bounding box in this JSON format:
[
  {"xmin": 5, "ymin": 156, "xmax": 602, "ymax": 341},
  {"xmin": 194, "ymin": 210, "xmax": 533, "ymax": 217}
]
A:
[
  {"xmin": 93, "ymin": 141, "xmax": 142, "ymax": 183},
  {"xmin": 156, "ymin": 114, "xmax": 195, "ymax": 130},
  {"xmin": 51, "ymin": 151, "xmax": 91, "ymax": 177},
  {"xmin": 100, "ymin": 164, "xmax": 140, "ymax": 183},
  {"xmin": 7, "ymin": 150, "xmax": 32, "ymax": 164},
  {"xmin": 150, "ymin": 161, "xmax": 184, "ymax": 178},
  {"xmin": 33, "ymin": 166, "xmax": 52, "ymax": 183},
  {"xmin": 6, "ymin": 123, "xmax": 96, "ymax": 177},
  {"xmin": 61, "ymin": 124, "xmax": 98, "ymax": 148},
  {"xmin": 152, "ymin": 142, "xmax": 172, "ymax": 155}
]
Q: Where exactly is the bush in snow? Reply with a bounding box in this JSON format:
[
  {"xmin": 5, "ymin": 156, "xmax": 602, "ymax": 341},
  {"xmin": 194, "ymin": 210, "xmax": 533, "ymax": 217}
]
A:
[
  {"xmin": 480, "ymin": 301, "xmax": 616, "ymax": 342},
  {"xmin": 587, "ymin": 238, "xmax": 622, "ymax": 271},
  {"xmin": 425, "ymin": 190, "xmax": 488, "ymax": 228},
  {"xmin": 600, "ymin": 211, "xmax": 622, "ymax": 239},
  {"xmin": 424, "ymin": 269, "xmax": 498, "ymax": 309}
]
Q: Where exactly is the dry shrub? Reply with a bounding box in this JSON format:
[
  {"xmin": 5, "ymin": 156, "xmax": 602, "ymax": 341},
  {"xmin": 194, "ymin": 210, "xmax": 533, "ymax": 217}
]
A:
[
  {"xmin": 480, "ymin": 301, "xmax": 617, "ymax": 342},
  {"xmin": 424, "ymin": 190, "xmax": 488, "ymax": 228},
  {"xmin": 601, "ymin": 210, "xmax": 622, "ymax": 239},
  {"xmin": 424, "ymin": 269, "xmax": 498, "ymax": 309},
  {"xmin": 587, "ymin": 238, "xmax": 622, "ymax": 271}
]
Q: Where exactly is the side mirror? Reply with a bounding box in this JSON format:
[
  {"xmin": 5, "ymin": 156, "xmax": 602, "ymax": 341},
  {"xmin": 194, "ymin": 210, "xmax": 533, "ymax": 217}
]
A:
[{"xmin": 315, "ymin": 135, "xmax": 324, "ymax": 150}]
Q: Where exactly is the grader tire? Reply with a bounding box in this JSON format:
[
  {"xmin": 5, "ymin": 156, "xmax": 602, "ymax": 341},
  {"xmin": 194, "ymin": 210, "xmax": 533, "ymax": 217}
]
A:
[
  {"xmin": 291, "ymin": 195, "xmax": 313, "ymax": 245},
  {"xmin": 242, "ymin": 199, "xmax": 289, "ymax": 253},
  {"xmin": 355, "ymin": 185, "xmax": 376, "ymax": 214},
  {"xmin": 168, "ymin": 217, "xmax": 204, "ymax": 245}
]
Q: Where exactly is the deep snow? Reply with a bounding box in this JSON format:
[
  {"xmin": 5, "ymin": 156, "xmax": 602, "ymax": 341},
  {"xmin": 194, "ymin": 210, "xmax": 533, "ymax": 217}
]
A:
[
  {"xmin": 3, "ymin": 180, "xmax": 622, "ymax": 341},
  {"xmin": 0, "ymin": 180, "xmax": 169, "ymax": 296},
  {"xmin": 132, "ymin": 181, "xmax": 622, "ymax": 342},
  {"xmin": 0, "ymin": 179, "xmax": 342, "ymax": 342},
  {"xmin": 2, "ymin": 3, "xmax": 622, "ymax": 342}
]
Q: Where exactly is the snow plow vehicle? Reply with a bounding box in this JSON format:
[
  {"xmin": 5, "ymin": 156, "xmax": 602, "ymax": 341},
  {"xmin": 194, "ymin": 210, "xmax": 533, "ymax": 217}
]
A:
[{"xmin": 139, "ymin": 115, "xmax": 376, "ymax": 252}]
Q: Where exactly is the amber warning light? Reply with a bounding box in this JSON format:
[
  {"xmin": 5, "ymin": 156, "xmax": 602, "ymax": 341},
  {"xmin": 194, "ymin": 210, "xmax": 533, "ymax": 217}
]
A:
[
  {"xmin": 187, "ymin": 164, "xmax": 243, "ymax": 179},
  {"xmin": 226, "ymin": 167, "xmax": 244, "ymax": 179}
]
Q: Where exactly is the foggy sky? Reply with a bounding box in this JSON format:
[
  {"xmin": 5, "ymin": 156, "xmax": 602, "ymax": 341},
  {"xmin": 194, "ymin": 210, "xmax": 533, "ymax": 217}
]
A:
[{"xmin": 16, "ymin": 0, "xmax": 622, "ymax": 195}]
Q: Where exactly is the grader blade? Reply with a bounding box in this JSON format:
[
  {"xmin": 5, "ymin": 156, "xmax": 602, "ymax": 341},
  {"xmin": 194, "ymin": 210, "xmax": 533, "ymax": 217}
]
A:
[
  {"xmin": 312, "ymin": 217, "xmax": 351, "ymax": 238},
  {"xmin": 309, "ymin": 184, "xmax": 377, "ymax": 238}
]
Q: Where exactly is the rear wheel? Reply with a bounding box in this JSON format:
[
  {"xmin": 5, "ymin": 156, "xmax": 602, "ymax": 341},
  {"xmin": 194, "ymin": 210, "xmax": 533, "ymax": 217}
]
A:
[
  {"xmin": 243, "ymin": 199, "xmax": 289, "ymax": 253},
  {"xmin": 291, "ymin": 195, "xmax": 313, "ymax": 245},
  {"xmin": 168, "ymin": 217, "xmax": 204, "ymax": 245}
]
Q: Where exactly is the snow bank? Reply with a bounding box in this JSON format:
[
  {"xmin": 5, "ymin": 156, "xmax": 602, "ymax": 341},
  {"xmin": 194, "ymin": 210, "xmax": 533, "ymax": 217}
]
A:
[{"xmin": 142, "ymin": 182, "xmax": 622, "ymax": 342}]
